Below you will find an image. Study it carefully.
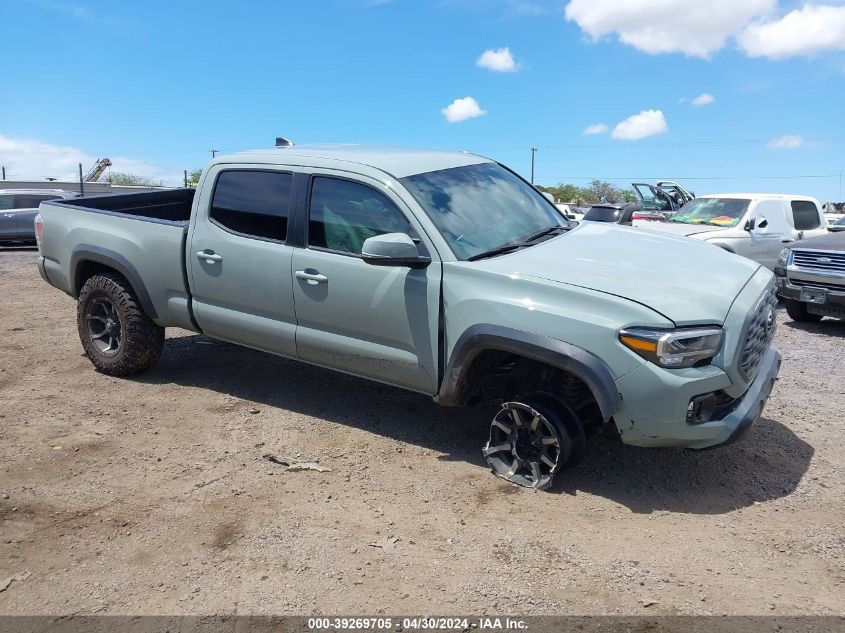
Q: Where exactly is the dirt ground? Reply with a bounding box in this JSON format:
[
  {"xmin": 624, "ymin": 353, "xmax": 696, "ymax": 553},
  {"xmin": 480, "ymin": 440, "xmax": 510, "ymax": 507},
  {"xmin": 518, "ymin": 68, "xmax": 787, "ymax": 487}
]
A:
[{"xmin": 0, "ymin": 246, "xmax": 843, "ymax": 616}]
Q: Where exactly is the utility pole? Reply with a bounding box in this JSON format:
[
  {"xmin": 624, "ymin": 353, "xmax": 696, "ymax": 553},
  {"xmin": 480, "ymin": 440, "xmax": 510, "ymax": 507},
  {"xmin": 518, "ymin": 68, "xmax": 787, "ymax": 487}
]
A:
[
  {"xmin": 184, "ymin": 170, "xmax": 188, "ymax": 188},
  {"xmin": 530, "ymin": 147, "xmax": 538, "ymax": 185},
  {"xmin": 79, "ymin": 163, "xmax": 84, "ymax": 196},
  {"xmin": 1, "ymin": 166, "xmax": 5, "ymax": 180},
  {"xmin": 210, "ymin": 149, "xmax": 219, "ymax": 158}
]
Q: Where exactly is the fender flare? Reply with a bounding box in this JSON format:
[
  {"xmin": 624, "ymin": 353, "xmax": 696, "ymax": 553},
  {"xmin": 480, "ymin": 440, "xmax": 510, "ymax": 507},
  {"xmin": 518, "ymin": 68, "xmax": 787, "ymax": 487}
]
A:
[
  {"xmin": 70, "ymin": 244, "xmax": 158, "ymax": 320},
  {"xmin": 435, "ymin": 324, "xmax": 621, "ymax": 422}
]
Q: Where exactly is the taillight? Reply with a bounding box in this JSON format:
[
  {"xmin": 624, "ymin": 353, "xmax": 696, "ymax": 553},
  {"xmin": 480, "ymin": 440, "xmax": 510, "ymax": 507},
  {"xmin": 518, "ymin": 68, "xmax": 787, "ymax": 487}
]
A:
[{"xmin": 34, "ymin": 213, "xmax": 44, "ymax": 250}]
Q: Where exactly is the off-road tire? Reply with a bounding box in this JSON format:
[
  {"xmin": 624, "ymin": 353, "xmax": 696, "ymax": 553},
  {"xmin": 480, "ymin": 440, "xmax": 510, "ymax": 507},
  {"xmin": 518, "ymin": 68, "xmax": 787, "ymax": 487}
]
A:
[
  {"xmin": 76, "ymin": 272, "xmax": 164, "ymax": 376},
  {"xmin": 785, "ymin": 299, "xmax": 823, "ymax": 323}
]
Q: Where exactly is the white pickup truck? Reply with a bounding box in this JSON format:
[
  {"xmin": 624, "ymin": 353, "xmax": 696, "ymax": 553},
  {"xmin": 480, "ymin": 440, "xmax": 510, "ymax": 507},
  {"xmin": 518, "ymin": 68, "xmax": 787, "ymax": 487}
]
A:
[{"xmin": 640, "ymin": 193, "xmax": 828, "ymax": 268}]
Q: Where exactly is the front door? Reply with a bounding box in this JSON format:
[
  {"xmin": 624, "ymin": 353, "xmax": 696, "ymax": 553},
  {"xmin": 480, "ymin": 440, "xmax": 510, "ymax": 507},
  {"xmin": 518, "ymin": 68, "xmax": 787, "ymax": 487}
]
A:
[
  {"xmin": 748, "ymin": 199, "xmax": 791, "ymax": 269},
  {"xmin": 291, "ymin": 171, "xmax": 441, "ymax": 394},
  {"xmin": 187, "ymin": 165, "xmax": 300, "ymax": 356}
]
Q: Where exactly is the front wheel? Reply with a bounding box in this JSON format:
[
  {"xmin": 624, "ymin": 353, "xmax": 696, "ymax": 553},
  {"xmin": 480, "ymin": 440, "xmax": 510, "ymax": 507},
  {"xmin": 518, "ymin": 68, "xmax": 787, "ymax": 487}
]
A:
[
  {"xmin": 785, "ymin": 299, "xmax": 823, "ymax": 323},
  {"xmin": 76, "ymin": 272, "xmax": 164, "ymax": 376},
  {"xmin": 483, "ymin": 393, "xmax": 585, "ymax": 490}
]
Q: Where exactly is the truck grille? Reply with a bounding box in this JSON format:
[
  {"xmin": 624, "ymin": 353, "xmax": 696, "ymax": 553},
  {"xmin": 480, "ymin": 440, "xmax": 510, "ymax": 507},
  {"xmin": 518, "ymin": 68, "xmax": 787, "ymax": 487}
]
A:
[
  {"xmin": 739, "ymin": 284, "xmax": 778, "ymax": 382},
  {"xmin": 792, "ymin": 249, "xmax": 845, "ymax": 273}
]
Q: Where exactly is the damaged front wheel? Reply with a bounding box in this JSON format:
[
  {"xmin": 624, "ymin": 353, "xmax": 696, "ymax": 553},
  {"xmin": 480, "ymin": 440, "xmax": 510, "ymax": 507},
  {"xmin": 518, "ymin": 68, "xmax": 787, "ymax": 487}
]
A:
[{"xmin": 483, "ymin": 394, "xmax": 585, "ymax": 490}]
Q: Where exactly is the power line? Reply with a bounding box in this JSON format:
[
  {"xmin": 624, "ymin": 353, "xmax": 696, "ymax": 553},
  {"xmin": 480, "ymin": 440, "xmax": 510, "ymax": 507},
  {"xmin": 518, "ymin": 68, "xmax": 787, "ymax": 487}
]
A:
[{"xmin": 535, "ymin": 174, "xmax": 841, "ymax": 181}]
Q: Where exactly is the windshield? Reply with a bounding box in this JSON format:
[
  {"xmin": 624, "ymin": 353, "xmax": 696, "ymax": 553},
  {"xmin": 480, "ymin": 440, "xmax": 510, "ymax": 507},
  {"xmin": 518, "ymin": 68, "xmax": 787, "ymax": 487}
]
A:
[
  {"xmin": 400, "ymin": 163, "xmax": 566, "ymax": 260},
  {"xmin": 583, "ymin": 206, "xmax": 622, "ymax": 222},
  {"xmin": 669, "ymin": 198, "xmax": 750, "ymax": 227}
]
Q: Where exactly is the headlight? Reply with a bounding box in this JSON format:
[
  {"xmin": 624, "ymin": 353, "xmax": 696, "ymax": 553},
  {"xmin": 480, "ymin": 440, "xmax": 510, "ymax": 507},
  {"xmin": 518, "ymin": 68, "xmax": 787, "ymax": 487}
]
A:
[
  {"xmin": 619, "ymin": 327, "xmax": 723, "ymax": 368},
  {"xmin": 776, "ymin": 248, "xmax": 791, "ymax": 268}
]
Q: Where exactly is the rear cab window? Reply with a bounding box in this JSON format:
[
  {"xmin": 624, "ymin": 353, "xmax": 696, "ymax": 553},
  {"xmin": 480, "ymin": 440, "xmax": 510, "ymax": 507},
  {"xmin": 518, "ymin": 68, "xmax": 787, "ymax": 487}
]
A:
[
  {"xmin": 583, "ymin": 206, "xmax": 621, "ymax": 222},
  {"xmin": 790, "ymin": 200, "xmax": 821, "ymax": 231},
  {"xmin": 210, "ymin": 170, "xmax": 293, "ymax": 241}
]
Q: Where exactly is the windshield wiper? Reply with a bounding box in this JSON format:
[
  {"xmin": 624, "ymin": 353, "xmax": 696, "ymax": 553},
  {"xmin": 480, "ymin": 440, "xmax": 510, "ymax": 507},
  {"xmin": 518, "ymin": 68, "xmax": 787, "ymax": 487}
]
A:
[
  {"xmin": 521, "ymin": 225, "xmax": 568, "ymax": 243},
  {"xmin": 467, "ymin": 242, "xmax": 527, "ymax": 261},
  {"xmin": 468, "ymin": 225, "xmax": 570, "ymax": 261}
]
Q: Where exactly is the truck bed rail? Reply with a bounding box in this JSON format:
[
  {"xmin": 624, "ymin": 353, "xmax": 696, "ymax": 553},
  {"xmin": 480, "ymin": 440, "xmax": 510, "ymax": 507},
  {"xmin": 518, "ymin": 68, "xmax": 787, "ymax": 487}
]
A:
[{"xmin": 50, "ymin": 188, "xmax": 195, "ymax": 225}]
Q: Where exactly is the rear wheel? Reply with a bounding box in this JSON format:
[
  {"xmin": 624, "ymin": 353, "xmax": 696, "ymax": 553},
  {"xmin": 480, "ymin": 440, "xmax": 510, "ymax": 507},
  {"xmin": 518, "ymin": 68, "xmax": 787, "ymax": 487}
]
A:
[
  {"xmin": 785, "ymin": 299, "xmax": 823, "ymax": 323},
  {"xmin": 76, "ymin": 272, "xmax": 164, "ymax": 376},
  {"xmin": 483, "ymin": 393, "xmax": 585, "ymax": 490}
]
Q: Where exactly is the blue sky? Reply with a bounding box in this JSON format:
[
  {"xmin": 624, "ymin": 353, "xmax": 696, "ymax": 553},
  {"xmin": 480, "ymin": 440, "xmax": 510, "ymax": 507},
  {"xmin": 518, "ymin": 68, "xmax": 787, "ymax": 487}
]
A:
[{"xmin": 1, "ymin": 0, "xmax": 843, "ymax": 200}]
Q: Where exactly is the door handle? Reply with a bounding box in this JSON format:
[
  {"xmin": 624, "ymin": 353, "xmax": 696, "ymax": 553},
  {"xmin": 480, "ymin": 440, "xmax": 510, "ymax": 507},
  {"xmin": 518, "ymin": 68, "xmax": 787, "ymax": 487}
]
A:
[
  {"xmin": 295, "ymin": 270, "xmax": 328, "ymax": 284},
  {"xmin": 781, "ymin": 239, "xmax": 793, "ymax": 243},
  {"xmin": 196, "ymin": 250, "xmax": 223, "ymax": 263}
]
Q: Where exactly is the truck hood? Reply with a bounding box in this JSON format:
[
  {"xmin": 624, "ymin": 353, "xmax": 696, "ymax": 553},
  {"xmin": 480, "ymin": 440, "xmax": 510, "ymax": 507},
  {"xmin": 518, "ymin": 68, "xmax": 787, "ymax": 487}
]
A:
[
  {"xmin": 472, "ymin": 222, "xmax": 760, "ymax": 325},
  {"xmin": 635, "ymin": 222, "xmax": 723, "ymax": 238}
]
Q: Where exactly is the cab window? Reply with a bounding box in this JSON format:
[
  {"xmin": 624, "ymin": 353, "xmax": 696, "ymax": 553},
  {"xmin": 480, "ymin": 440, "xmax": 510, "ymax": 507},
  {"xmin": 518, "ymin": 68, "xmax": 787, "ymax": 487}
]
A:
[
  {"xmin": 14, "ymin": 195, "xmax": 61, "ymax": 209},
  {"xmin": 210, "ymin": 170, "xmax": 293, "ymax": 241},
  {"xmin": 790, "ymin": 200, "xmax": 821, "ymax": 231},
  {"xmin": 308, "ymin": 177, "xmax": 412, "ymax": 255},
  {"xmin": 0, "ymin": 195, "xmax": 13, "ymax": 210}
]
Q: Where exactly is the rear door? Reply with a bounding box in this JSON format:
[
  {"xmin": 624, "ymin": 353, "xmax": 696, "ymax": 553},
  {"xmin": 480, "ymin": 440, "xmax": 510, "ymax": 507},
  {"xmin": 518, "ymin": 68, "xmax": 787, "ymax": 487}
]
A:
[
  {"xmin": 187, "ymin": 165, "xmax": 301, "ymax": 356},
  {"xmin": 290, "ymin": 170, "xmax": 441, "ymax": 394},
  {"xmin": 0, "ymin": 195, "xmax": 15, "ymax": 240},
  {"xmin": 790, "ymin": 199, "xmax": 827, "ymax": 241},
  {"xmin": 13, "ymin": 194, "xmax": 61, "ymax": 239}
]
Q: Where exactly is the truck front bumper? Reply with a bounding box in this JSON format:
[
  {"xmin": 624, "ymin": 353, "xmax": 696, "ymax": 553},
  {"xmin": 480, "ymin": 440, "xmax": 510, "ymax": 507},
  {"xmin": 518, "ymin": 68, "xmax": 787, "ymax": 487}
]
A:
[
  {"xmin": 612, "ymin": 347, "xmax": 781, "ymax": 449},
  {"xmin": 776, "ymin": 274, "xmax": 845, "ymax": 318}
]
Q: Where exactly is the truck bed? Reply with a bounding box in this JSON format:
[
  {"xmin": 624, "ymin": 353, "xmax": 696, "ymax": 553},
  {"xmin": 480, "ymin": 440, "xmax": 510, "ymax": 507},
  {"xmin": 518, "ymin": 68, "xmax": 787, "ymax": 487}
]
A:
[
  {"xmin": 51, "ymin": 188, "xmax": 195, "ymax": 224},
  {"xmin": 37, "ymin": 189, "xmax": 197, "ymax": 331}
]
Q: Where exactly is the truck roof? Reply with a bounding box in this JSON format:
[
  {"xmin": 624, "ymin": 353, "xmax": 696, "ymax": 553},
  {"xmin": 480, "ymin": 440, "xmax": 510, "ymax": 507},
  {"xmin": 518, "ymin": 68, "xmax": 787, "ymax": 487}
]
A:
[
  {"xmin": 218, "ymin": 145, "xmax": 493, "ymax": 179},
  {"xmin": 701, "ymin": 193, "xmax": 820, "ymax": 202}
]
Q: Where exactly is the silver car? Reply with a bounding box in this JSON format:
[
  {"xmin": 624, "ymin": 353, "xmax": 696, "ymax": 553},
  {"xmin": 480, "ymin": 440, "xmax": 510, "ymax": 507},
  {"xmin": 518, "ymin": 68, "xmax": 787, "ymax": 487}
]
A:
[{"xmin": 0, "ymin": 189, "xmax": 78, "ymax": 244}]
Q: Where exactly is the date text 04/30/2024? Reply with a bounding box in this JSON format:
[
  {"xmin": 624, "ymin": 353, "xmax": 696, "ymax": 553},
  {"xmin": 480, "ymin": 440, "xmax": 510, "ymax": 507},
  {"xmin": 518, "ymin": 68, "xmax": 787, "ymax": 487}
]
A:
[{"xmin": 307, "ymin": 618, "xmax": 527, "ymax": 630}]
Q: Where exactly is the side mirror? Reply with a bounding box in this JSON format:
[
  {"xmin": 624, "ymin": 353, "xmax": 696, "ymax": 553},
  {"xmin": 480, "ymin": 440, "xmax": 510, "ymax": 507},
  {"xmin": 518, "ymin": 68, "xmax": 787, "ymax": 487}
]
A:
[
  {"xmin": 744, "ymin": 218, "xmax": 756, "ymax": 231},
  {"xmin": 361, "ymin": 233, "xmax": 431, "ymax": 269}
]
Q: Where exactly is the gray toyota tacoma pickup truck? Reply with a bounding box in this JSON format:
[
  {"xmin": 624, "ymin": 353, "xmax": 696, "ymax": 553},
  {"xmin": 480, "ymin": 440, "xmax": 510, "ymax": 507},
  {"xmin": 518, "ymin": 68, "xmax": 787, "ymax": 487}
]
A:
[{"xmin": 35, "ymin": 145, "xmax": 781, "ymax": 489}]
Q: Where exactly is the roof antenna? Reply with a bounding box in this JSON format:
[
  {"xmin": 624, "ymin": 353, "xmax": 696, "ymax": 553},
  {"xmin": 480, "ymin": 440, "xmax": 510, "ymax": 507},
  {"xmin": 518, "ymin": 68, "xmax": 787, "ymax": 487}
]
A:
[{"xmin": 275, "ymin": 137, "xmax": 295, "ymax": 148}]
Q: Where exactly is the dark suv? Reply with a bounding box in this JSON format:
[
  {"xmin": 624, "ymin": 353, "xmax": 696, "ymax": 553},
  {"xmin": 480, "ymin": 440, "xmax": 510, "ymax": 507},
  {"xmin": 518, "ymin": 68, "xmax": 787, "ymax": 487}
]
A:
[{"xmin": 0, "ymin": 189, "xmax": 78, "ymax": 244}]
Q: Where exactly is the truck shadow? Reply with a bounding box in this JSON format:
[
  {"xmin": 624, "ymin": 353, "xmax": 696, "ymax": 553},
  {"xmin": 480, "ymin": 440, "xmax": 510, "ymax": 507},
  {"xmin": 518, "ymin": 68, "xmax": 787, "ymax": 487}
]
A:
[
  {"xmin": 0, "ymin": 244, "xmax": 37, "ymax": 252},
  {"xmin": 138, "ymin": 334, "xmax": 813, "ymax": 515},
  {"xmin": 782, "ymin": 318, "xmax": 845, "ymax": 338}
]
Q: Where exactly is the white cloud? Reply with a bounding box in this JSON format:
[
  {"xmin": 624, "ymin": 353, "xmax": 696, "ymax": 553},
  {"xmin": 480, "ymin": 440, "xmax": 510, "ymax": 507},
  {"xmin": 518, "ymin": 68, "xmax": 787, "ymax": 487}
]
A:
[
  {"xmin": 768, "ymin": 135, "xmax": 804, "ymax": 149},
  {"xmin": 564, "ymin": 0, "xmax": 776, "ymax": 58},
  {"xmin": 611, "ymin": 109, "xmax": 668, "ymax": 141},
  {"xmin": 691, "ymin": 92, "xmax": 715, "ymax": 106},
  {"xmin": 0, "ymin": 133, "xmax": 181, "ymax": 185},
  {"xmin": 476, "ymin": 47, "xmax": 519, "ymax": 72},
  {"xmin": 441, "ymin": 97, "xmax": 487, "ymax": 123},
  {"xmin": 583, "ymin": 123, "xmax": 609, "ymax": 135},
  {"xmin": 738, "ymin": 4, "xmax": 845, "ymax": 60}
]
